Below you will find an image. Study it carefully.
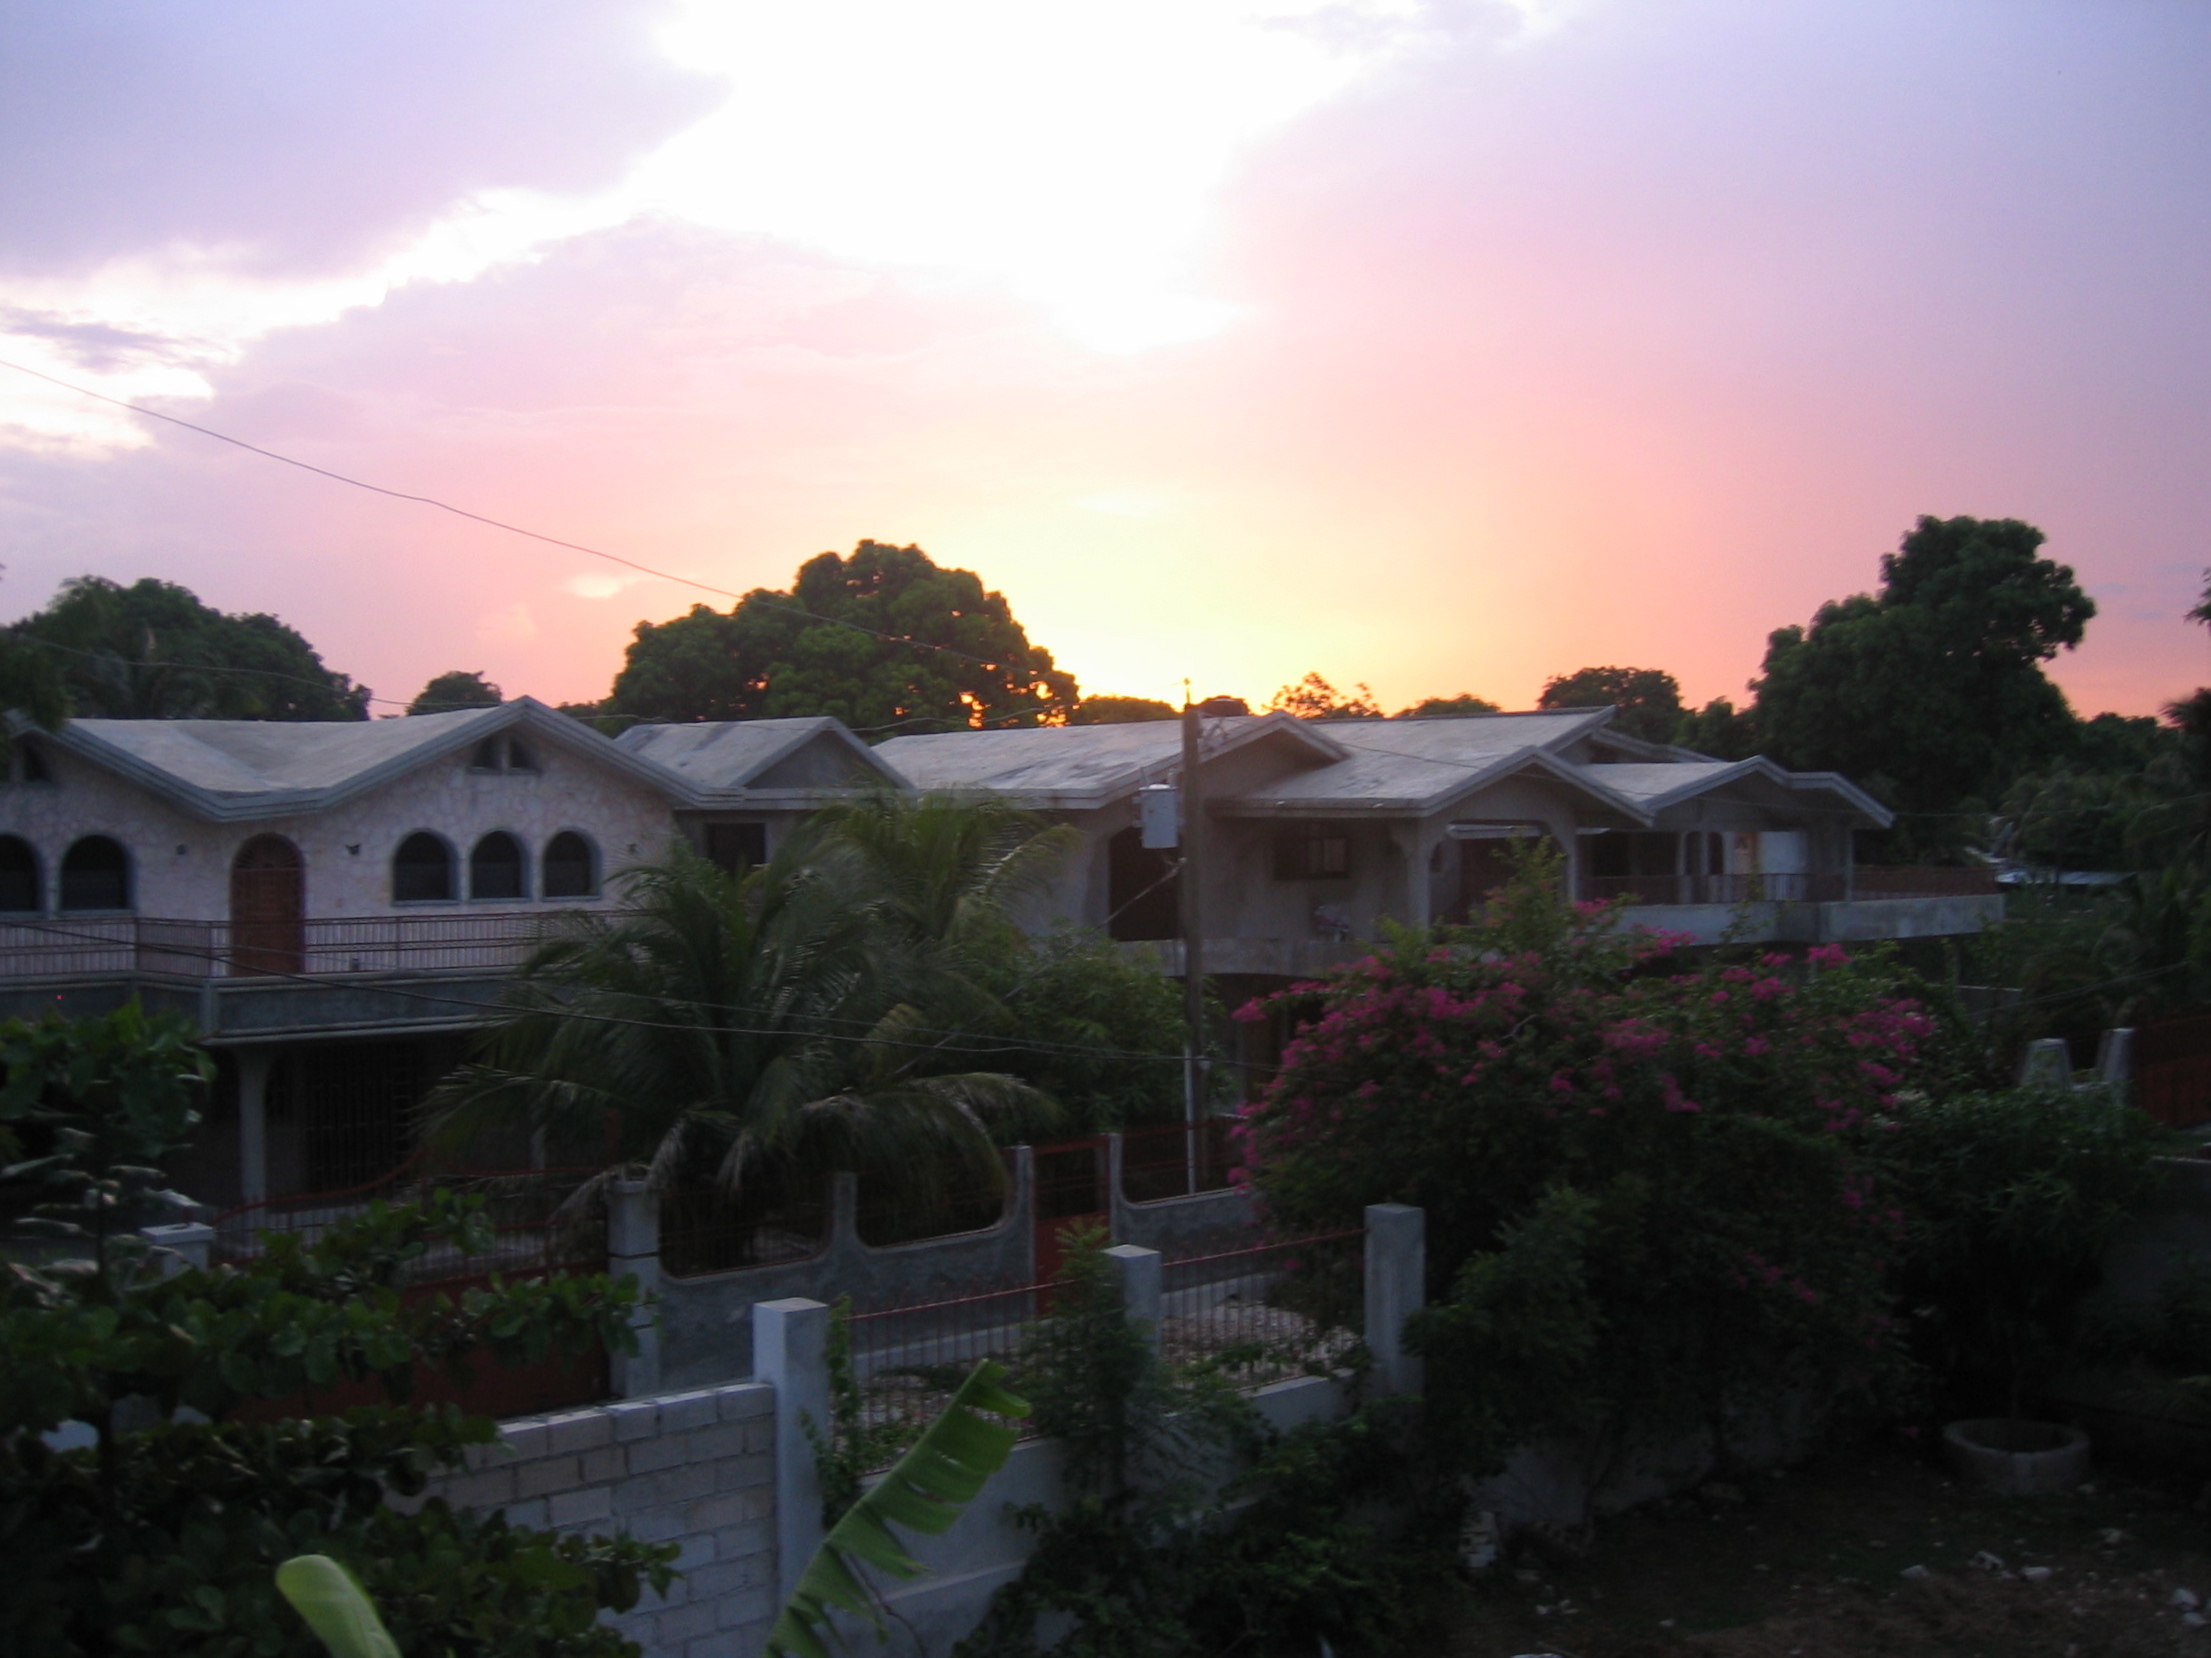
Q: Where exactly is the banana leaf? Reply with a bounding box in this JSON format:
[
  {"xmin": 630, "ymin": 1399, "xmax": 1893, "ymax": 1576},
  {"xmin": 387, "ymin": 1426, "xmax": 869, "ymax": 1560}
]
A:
[
  {"xmin": 275, "ymin": 1555, "xmax": 403, "ymax": 1658},
  {"xmin": 766, "ymin": 1358, "xmax": 1029, "ymax": 1658}
]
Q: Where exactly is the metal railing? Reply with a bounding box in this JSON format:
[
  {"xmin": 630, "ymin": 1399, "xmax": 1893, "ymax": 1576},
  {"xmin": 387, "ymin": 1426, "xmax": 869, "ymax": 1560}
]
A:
[
  {"xmin": 1851, "ymin": 865, "xmax": 2003, "ymax": 898},
  {"xmin": 0, "ymin": 910, "xmax": 623, "ymax": 980},
  {"xmin": 1119, "ymin": 1119, "xmax": 1238, "ymax": 1204},
  {"xmin": 844, "ymin": 1278, "xmax": 1054, "ymax": 1448},
  {"xmin": 1579, "ymin": 873, "xmax": 1848, "ymax": 906}
]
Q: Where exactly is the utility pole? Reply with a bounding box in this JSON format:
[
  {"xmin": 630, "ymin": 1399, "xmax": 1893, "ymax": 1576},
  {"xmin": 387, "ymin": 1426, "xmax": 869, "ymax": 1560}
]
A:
[{"xmin": 1180, "ymin": 697, "xmax": 1207, "ymax": 1138}]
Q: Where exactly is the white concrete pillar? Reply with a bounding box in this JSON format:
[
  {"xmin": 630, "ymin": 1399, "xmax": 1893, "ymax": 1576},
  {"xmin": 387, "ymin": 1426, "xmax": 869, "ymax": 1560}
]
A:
[
  {"xmin": 143, "ymin": 1220, "xmax": 215, "ymax": 1276},
  {"xmin": 606, "ymin": 1180, "xmax": 661, "ymax": 1399},
  {"xmin": 1103, "ymin": 1243, "xmax": 1163, "ymax": 1355},
  {"xmin": 754, "ymin": 1297, "xmax": 831, "ymax": 1602},
  {"xmin": 1364, "ymin": 1202, "xmax": 1426, "ymax": 1398},
  {"xmin": 236, "ymin": 1048, "xmax": 273, "ymax": 1206},
  {"xmin": 2019, "ymin": 1038, "xmax": 2073, "ymax": 1091},
  {"xmin": 2097, "ymin": 1027, "xmax": 2136, "ymax": 1091}
]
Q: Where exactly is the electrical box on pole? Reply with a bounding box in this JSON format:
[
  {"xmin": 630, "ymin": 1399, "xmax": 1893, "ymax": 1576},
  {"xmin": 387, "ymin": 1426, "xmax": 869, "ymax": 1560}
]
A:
[{"xmin": 1137, "ymin": 783, "xmax": 1180, "ymax": 849}]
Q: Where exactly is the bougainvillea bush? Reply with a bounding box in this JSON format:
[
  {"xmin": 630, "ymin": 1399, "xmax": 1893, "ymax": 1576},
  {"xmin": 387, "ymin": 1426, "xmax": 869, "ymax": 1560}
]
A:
[{"xmin": 1233, "ymin": 862, "xmax": 1969, "ymax": 1502}]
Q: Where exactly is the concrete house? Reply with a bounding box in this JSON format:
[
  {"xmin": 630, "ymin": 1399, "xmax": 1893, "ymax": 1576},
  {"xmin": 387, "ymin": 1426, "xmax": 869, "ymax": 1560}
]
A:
[
  {"xmin": 0, "ymin": 698, "xmax": 2000, "ymax": 1211},
  {"xmin": 0, "ymin": 698, "xmax": 691, "ymax": 1208}
]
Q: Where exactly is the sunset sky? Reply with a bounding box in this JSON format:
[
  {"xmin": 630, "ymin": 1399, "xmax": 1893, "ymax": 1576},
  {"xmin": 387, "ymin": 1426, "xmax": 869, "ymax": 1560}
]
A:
[{"xmin": 2, "ymin": 0, "xmax": 2207, "ymax": 719}]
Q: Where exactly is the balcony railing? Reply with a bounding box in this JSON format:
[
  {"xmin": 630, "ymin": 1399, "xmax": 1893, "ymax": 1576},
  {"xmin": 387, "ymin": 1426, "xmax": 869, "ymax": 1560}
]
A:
[
  {"xmin": 1850, "ymin": 865, "xmax": 2003, "ymax": 898},
  {"xmin": 1579, "ymin": 873, "xmax": 1849, "ymax": 906},
  {"xmin": 0, "ymin": 910, "xmax": 619, "ymax": 981}
]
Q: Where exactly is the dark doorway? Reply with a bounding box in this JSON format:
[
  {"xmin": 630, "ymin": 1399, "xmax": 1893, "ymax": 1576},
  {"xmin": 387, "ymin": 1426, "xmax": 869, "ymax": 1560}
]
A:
[
  {"xmin": 59, "ymin": 836, "xmax": 131, "ymax": 911},
  {"xmin": 469, "ymin": 832, "xmax": 526, "ymax": 900},
  {"xmin": 1106, "ymin": 828, "xmax": 1181, "ymax": 941},
  {"xmin": 1456, "ymin": 837, "xmax": 1522, "ymax": 918},
  {"xmin": 230, "ymin": 835, "xmax": 305, "ymax": 975},
  {"xmin": 706, "ymin": 822, "xmax": 768, "ymax": 876}
]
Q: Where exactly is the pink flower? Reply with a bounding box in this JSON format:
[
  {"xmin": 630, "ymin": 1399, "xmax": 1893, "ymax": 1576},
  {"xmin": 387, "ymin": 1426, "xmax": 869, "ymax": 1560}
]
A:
[{"xmin": 1807, "ymin": 943, "xmax": 1850, "ymax": 967}]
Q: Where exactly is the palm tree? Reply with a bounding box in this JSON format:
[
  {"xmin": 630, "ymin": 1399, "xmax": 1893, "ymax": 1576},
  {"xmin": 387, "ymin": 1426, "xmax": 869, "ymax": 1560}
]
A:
[{"xmin": 424, "ymin": 828, "xmax": 1042, "ymax": 1215}]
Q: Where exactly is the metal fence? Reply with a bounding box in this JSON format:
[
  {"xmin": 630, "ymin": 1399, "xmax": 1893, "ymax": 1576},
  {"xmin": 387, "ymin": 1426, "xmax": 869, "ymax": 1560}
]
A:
[
  {"xmin": 838, "ymin": 1226, "xmax": 1367, "ymax": 1457},
  {"xmin": 659, "ymin": 1179, "xmax": 831, "ymax": 1278},
  {"xmin": 1119, "ymin": 1120, "xmax": 1237, "ymax": 1203},
  {"xmin": 1851, "ymin": 866, "xmax": 2003, "ymax": 898},
  {"xmin": 1579, "ymin": 873, "xmax": 1850, "ymax": 906},
  {"xmin": 1159, "ymin": 1229, "xmax": 1365, "ymax": 1387},
  {"xmin": 0, "ymin": 910, "xmax": 626, "ymax": 980}
]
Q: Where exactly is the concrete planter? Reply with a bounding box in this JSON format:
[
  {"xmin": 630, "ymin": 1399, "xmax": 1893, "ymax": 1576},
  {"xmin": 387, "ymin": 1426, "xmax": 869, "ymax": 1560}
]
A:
[{"xmin": 1942, "ymin": 1418, "xmax": 2092, "ymax": 1496}]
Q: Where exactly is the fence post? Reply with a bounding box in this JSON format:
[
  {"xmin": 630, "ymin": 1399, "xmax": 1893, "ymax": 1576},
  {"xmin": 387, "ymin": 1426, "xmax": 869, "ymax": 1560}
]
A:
[
  {"xmin": 2019, "ymin": 1037, "xmax": 2073, "ymax": 1090},
  {"xmin": 606, "ymin": 1180, "xmax": 661, "ymax": 1399},
  {"xmin": 236, "ymin": 1049, "xmax": 273, "ymax": 1205},
  {"xmin": 141, "ymin": 1220, "xmax": 215, "ymax": 1276},
  {"xmin": 1363, "ymin": 1203, "xmax": 1425, "ymax": 1398},
  {"xmin": 754, "ymin": 1297, "xmax": 831, "ymax": 1604},
  {"xmin": 1103, "ymin": 1243, "xmax": 1163, "ymax": 1354},
  {"xmin": 2096, "ymin": 1027, "xmax": 2136, "ymax": 1093}
]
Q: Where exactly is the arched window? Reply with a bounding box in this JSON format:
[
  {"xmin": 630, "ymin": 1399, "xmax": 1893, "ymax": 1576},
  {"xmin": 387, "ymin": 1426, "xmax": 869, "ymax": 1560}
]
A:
[
  {"xmin": 392, "ymin": 833, "xmax": 455, "ymax": 902},
  {"xmin": 60, "ymin": 836, "xmax": 131, "ymax": 911},
  {"xmin": 542, "ymin": 831, "xmax": 596, "ymax": 898},
  {"xmin": 469, "ymin": 832, "xmax": 526, "ymax": 900},
  {"xmin": 0, "ymin": 836, "xmax": 39, "ymax": 912}
]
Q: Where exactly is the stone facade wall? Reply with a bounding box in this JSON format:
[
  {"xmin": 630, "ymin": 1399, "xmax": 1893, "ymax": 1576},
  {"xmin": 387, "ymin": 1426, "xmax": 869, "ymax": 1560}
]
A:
[{"xmin": 423, "ymin": 1381, "xmax": 780, "ymax": 1658}]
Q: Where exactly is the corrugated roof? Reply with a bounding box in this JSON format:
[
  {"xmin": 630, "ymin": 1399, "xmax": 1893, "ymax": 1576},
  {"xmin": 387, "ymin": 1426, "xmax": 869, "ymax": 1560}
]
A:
[{"xmin": 1237, "ymin": 712, "xmax": 1612, "ymax": 806}]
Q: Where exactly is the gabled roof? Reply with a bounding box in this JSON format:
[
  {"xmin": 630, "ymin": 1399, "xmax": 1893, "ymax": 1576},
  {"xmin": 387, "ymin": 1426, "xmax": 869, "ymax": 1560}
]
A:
[
  {"xmin": 618, "ymin": 717, "xmax": 905, "ymax": 801},
  {"xmin": 32, "ymin": 699, "xmax": 688, "ymax": 822},
  {"xmin": 1582, "ymin": 759, "xmax": 1893, "ymax": 828},
  {"xmin": 1212, "ymin": 711, "xmax": 1655, "ymax": 820},
  {"xmin": 875, "ymin": 713, "xmax": 1342, "ymax": 812}
]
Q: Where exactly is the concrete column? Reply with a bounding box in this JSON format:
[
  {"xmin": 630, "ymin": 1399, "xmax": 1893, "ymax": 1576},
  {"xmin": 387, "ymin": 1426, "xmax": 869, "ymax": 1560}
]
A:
[
  {"xmin": 1103, "ymin": 1243, "xmax": 1163, "ymax": 1355},
  {"xmin": 236, "ymin": 1048, "xmax": 273, "ymax": 1206},
  {"xmin": 754, "ymin": 1297, "xmax": 831, "ymax": 1603},
  {"xmin": 2019, "ymin": 1038, "xmax": 2073, "ymax": 1091},
  {"xmin": 142, "ymin": 1220, "xmax": 215, "ymax": 1276},
  {"xmin": 605, "ymin": 1180, "xmax": 661, "ymax": 1399},
  {"xmin": 2097, "ymin": 1027, "xmax": 2136, "ymax": 1092},
  {"xmin": 1363, "ymin": 1203, "xmax": 1426, "ymax": 1398}
]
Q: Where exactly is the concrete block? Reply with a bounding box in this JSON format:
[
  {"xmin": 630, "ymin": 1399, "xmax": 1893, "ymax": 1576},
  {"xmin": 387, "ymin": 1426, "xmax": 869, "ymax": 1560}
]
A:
[
  {"xmin": 612, "ymin": 1477, "xmax": 669, "ymax": 1517},
  {"xmin": 708, "ymin": 1521, "xmax": 773, "ymax": 1563},
  {"xmin": 499, "ymin": 1420, "xmax": 551, "ymax": 1462},
  {"xmin": 641, "ymin": 1576, "xmax": 689, "ymax": 1610},
  {"xmin": 713, "ymin": 1589, "xmax": 775, "ymax": 1630},
  {"xmin": 656, "ymin": 1600, "xmax": 719, "ymax": 1644},
  {"xmin": 439, "ymin": 1468, "xmax": 516, "ymax": 1511},
  {"xmin": 461, "ymin": 1438, "xmax": 515, "ymax": 1472},
  {"xmin": 608, "ymin": 1398, "xmax": 662, "ymax": 1442},
  {"xmin": 684, "ymin": 1560, "xmax": 765, "ymax": 1601},
  {"xmin": 548, "ymin": 1486, "xmax": 615, "ymax": 1528},
  {"xmin": 653, "ymin": 1462, "xmax": 717, "ymax": 1505},
  {"xmin": 680, "ymin": 1494, "xmax": 754, "ymax": 1534},
  {"xmin": 515, "ymin": 1456, "xmax": 583, "ymax": 1499},
  {"xmin": 579, "ymin": 1445, "xmax": 625, "ymax": 1485},
  {"xmin": 621, "ymin": 1507, "xmax": 689, "ymax": 1543},
  {"xmin": 544, "ymin": 1409, "xmax": 615, "ymax": 1455},
  {"xmin": 503, "ymin": 1498, "xmax": 548, "ymax": 1531},
  {"xmin": 713, "ymin": 1452, "xmax": 773, "ymax": 1492},
  {"xmin": 684, "ymin": 1634, "xmax": 746, "ymax": 1658},
  {"xmin": 623, "ymin": 1432, "xmax": 695, "ymax": 1476},
  {"xmin": 660, "ymin": 1390, "xmax": 721, "ymax": 1433},
  {"xmin": 715, "ymin": 1383, "xmax": 774, "ymax": 1421},
  {"xmin": 670, "ymin": 1533, "xmax": 717, "ymax": 1571},
  {"xmin": 679, "ymin": 1422, "xmax": 753, "ymax": 1462}
]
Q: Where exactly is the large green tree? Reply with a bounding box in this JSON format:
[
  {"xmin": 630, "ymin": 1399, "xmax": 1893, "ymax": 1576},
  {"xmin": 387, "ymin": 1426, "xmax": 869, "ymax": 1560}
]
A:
[
  {"xmin": 1537, "ymin": 665, "xmax": 1683, "ymax": 745},
  {"xmin": 407, "ymin": 669, "xmax": 502, "ymax": 714},
  {"xmin": 8, "ymin": 576, "xmax": 370, "ymax": 720},
  {"xmin": 1751, "ymin": 516, "xmax": 2092, "ymax": 823},
  {"xmin": 605, "ymin": 542, "xmax": 1076, "ymax": 732}
]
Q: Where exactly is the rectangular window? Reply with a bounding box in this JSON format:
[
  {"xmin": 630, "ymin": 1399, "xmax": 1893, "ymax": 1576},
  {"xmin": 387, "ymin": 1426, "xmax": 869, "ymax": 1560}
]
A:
[{"xmin": 1272, "ymin": 832, "xmax": 1351, "ymax": 880}]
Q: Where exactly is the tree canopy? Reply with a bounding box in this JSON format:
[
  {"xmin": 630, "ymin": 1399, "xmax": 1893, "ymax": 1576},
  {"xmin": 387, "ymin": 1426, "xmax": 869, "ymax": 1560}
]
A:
[
  {"xmin": 605, "ymin": 541, "xmax": 1076, "ymax": 733},
  {"xmin": 1537, "ymin": 665, "xmax": 1683, "ymax": 745},
  {"xmin": 1266, "ymin": 672, "xmax": 1382, "ymax": 721},
  {"xmin": 1396, "ymin": 693, "xmax": 1501, "ymax": 719},
  {"xmin": 6, "ymin": 575, "xmax": 369, "ymax": 720},
  {"xmin": 1752, "ymin": 516, "xmax": 2092, "ymax": 820},
  {"xmin": 1069, "ymin": 695, "xmax": 1178, "ymax": 725},
  {"xmin": 407, "ymin": 669, "xmax": 502, "ymax": 714}
]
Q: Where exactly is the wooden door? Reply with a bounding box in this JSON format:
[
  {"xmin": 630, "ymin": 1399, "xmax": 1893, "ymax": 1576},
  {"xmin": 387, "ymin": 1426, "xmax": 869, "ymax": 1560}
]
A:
[{"xmin": 230, "ymin": 835, "xmax": 304, "ymax": 975}]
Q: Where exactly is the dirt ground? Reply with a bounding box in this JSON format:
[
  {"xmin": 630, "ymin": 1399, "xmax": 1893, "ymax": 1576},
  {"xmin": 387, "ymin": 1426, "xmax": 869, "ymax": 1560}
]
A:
[{"xmin": 1446, "ymin": 1439, "xmax": 2211, "ymax": 1658}]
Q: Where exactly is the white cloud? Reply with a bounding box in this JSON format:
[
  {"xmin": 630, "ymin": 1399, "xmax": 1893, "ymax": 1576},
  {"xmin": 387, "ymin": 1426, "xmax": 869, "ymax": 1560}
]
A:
[
  {"xmin": 564, "ymin": 570, "xmax": 655, "ymax": 600},
  {"xmin": 477, "ymin": 602, "xmax": 540, "ymax": 642}
]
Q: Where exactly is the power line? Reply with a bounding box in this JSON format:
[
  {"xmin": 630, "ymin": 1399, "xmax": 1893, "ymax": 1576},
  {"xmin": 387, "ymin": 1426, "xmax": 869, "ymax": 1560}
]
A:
[{"xmin": 0, "ymin": 357, "xmax": 1073, "ymax": 698}]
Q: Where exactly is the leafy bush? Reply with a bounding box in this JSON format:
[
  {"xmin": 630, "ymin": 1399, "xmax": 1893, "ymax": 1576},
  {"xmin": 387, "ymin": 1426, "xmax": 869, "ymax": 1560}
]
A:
[
  {"xmin": 1236, "ymin": 862, "xmax": 1960, "ymax": 1500},
  {"xmin": 1881, "ymin": 1083, "xmax": 2159, "ymax": 1418},
  {"xmin": 0, "ymin": 1006, "xmax": 670, "ymax": 1658}
]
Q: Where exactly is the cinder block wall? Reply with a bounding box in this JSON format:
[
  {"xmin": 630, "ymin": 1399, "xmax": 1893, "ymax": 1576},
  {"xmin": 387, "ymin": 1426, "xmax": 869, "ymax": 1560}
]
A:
[{"xmin": 423, "ymin": 1381, "xmax": 779, "ymax": 1658}]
